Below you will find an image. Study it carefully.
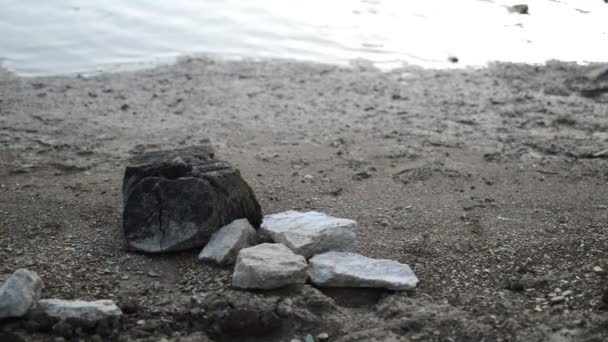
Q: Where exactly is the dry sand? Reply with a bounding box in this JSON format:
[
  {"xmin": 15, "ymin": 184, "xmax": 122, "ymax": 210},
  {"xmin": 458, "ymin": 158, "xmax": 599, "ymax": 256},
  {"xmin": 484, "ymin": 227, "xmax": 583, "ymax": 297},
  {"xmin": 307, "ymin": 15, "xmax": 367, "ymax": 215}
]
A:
[{"xmin": 1, "ymin": 58, "xmax": 608, "ymax": 341}]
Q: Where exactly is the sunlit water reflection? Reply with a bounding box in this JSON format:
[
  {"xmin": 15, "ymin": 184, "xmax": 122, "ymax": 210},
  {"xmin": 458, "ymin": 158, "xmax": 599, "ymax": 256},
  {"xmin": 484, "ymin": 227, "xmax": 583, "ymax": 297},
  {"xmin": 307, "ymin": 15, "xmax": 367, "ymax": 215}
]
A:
[{"xmin": 0, "ymin": 0, "xmax": 606, "ymax": 76}]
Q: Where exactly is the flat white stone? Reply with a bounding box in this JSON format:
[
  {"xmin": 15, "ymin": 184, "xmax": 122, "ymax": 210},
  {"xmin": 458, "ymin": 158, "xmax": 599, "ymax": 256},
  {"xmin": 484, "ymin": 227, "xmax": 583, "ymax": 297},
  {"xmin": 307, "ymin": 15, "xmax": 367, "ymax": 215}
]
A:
[
  {"xmin": 308, "ymin": 252, "xmax": 418, "ymax": 290},
  {"xmin": 30, "ymin": 299, "xmax": 122, "ymax": 323},
  {"xmin": 198, "ymin": 219, "xmax": 257, "ymax": 266},
  {"xmin": 0, "ymin": 269, "xmax": 42, "ymax": 319},
  {"xmin": 260, "ymin": 211, "xmax": 356, "ymax": 258},
  {"xmin": 232, "ymin": 243, "xmax": 308, "ymax": 290}
]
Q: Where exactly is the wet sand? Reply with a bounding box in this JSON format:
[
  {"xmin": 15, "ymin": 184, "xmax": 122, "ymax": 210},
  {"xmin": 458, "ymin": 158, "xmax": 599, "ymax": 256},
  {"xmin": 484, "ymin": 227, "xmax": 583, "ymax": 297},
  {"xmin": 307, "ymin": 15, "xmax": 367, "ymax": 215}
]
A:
[{"xmin": 1, "ymin": 58, "xmax": 608, "ymax": 341}]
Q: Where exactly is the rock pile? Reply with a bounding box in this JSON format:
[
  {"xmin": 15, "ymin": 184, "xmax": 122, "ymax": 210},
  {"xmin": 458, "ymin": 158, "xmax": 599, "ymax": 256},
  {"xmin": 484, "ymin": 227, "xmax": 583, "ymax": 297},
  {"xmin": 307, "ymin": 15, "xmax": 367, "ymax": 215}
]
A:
[
  {"xmin": 120, "ymin": 147, "xmax": 418, "ymax": 291},
  {"xmin": 201, "ymin": 210, "xmax": 419, "ymax": 291}
]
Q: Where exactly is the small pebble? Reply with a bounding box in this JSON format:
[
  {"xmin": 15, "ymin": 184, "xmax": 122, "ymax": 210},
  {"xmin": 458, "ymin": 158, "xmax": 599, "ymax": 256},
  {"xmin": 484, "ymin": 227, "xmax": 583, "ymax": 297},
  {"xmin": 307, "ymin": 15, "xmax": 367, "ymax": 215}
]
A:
[
  {"xmin": 593, "ymin": 266, "xmax": 604, "ymax": 273},
  {"xmin": 562, "ymin": 290, "xmax": 573, "ymax": 297},
  {"xmin": 317, "ymin": 332, "xmax": 330, "ymax": 341},
  {"xmin": 550, "ymin": 296, "xmax": 565, "ymax": 305}
]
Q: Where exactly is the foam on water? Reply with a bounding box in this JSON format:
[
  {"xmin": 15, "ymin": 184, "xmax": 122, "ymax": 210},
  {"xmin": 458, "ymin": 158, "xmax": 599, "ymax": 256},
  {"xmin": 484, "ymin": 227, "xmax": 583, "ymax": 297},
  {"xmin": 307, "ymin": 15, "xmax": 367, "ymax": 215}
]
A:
[{"xmin": 0, "ymin": 0, "xmax": 606, "ymax": 76}]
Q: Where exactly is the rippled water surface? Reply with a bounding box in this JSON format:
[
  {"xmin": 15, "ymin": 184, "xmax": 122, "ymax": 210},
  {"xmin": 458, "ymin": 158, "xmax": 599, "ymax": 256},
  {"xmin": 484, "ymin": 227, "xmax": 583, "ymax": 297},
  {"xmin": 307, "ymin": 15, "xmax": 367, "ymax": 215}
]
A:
[{"xmin": 0, "ymin": 0, "xmax": 607, "ymax": 76}]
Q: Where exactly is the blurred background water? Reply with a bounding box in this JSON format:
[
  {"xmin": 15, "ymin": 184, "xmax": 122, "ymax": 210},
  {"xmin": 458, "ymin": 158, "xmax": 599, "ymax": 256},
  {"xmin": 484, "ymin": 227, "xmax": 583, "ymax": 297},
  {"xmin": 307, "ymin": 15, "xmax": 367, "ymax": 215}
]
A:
[{"xmin": 0, "ymin": 0, "xmax": 606, "ymax": 76}]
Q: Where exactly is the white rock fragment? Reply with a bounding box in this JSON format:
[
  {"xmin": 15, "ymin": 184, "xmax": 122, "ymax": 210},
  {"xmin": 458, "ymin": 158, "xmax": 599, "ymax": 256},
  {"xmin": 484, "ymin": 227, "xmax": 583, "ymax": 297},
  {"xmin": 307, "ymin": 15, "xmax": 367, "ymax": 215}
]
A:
[
  {"xmin": 0, "ymin": 269, "xmax": 42, "ymax": 319},
  {"xmin": 308, "ymin": 252, "xmax": 419, "ymax": 290},
  {"xmin": 232, "ymin": 243, "xmax": 308, "ymax": 290},
  {"xmin": 198, "ymin": 219, "xmax": 257, "ymax": 266},
  {"xmin": 29, "ymin": 299, "xmax": 122, "ymax": 323},
  {"xmin": 260, "ymin": 211, "xmax": 356, "ymax": 258}
]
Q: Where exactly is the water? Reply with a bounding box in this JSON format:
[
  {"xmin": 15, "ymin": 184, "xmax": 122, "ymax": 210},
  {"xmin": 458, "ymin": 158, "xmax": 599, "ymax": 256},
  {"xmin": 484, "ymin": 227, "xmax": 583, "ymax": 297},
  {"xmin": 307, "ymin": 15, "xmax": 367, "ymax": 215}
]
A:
[{"xmin": 0, "ymin": 0, "xmax": 607, "ymax": 76}]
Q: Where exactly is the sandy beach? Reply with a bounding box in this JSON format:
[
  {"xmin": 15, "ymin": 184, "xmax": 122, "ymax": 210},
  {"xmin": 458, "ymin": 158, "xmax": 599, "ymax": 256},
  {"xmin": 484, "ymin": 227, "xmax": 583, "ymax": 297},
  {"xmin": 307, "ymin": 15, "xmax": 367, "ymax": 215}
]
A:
[{"xmin": 1, "ymin": 58, "xmax": 608, "ymax": 341}]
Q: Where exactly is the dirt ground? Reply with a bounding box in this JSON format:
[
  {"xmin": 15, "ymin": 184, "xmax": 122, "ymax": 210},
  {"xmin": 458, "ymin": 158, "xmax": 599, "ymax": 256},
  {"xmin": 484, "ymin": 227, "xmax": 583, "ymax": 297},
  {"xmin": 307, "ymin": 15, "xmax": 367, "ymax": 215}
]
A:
[{"xmin": 1, "ymin": 58, "xmax": 608, "ymax": 342}]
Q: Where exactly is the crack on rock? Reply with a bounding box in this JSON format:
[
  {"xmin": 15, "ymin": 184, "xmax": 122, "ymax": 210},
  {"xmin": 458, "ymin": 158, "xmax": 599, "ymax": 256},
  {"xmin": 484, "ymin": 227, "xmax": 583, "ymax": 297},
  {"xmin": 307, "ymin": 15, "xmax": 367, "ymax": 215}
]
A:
[{"xmin": 152, "ymin": 182, "xmax": 167, "ymax": 251}]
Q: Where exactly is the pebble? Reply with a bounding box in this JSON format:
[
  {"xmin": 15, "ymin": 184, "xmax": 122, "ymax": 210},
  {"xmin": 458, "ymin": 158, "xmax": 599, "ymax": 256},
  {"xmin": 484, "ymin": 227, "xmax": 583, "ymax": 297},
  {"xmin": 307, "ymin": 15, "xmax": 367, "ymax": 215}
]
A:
[
  {"xmin": 593, "ymin": 266, "xmax": 604, "ymax": 273},
  {"xmin": 317, "ymin": 332, "xmax": 330, "ymax": 341},
  {"xmin": 304, "ymin": 334, "xmax": 315, "ymax": 342},
  {"xmin": 550, "ymin": 296, "xmax": 566, "ymax": 305},
  {"xmin": 562, "ymin": 290, "xmax": 573, "ymax": 297}
]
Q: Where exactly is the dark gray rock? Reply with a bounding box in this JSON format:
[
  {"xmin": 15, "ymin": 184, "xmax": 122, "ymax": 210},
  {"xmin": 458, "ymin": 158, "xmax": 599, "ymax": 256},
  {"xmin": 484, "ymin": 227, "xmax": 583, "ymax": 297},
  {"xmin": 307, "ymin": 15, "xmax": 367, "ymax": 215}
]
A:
[
  {"xmin": 122, "ymin": 146, "xmax": 262, "ymax": 253},
  {"xmin": 507, "ymin": 4, "xmax": 529, "ymax": 14}
]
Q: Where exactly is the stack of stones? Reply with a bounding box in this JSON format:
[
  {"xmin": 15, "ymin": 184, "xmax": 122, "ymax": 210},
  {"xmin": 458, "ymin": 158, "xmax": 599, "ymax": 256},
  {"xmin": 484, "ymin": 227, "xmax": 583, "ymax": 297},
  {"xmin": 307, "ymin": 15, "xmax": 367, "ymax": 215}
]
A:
[
  {"xmin": 199, "ymin": 211, "xmax": 419, "ymax": 291},
  {"xmin": 121, "ymin": 146, "xmax": 418, "ymax": 291}
]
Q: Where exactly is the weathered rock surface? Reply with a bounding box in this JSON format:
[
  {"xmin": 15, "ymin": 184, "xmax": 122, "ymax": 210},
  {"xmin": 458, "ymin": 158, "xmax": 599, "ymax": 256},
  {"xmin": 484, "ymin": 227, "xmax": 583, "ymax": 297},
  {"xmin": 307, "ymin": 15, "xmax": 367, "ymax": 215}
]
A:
[
  {"xmin": 308, "ymin": 252, "xmax": 419, "ymax": 290},
  {"xmin": 0, "ymin": 269, "xmax": 42, "ymax": 319},
  {"xmin": 28, "ymin": 299, "xmax": 122, "ymax": 324},
  {"xmin": 232, "ymin": 243, "xmax": 308, "ymax": 289},
  {"xmin": 198, "ymin": 218, "xmax": 257, "ymax": 266},
  {"xmin": 122, "ymin": 146, "xmax": 263, "ymax": 253},
  {"xmin": 260, "ymin": 211, "xmax": 357, "ymax": 258}
]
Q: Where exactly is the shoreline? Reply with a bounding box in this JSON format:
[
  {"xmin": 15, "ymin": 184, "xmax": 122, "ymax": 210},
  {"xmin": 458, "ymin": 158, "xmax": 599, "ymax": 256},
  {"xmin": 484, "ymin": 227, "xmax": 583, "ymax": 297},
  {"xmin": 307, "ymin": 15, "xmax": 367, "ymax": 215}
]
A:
[{"xmin": 1, "ymin": 57, "xmax": 608, "ymax": 341}]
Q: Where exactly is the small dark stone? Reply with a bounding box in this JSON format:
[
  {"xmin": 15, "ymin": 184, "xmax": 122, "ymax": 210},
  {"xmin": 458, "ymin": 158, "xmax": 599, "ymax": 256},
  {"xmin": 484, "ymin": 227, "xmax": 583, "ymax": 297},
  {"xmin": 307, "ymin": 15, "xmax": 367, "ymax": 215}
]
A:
[
  {"xmin": 52, "ymin": 320, "xmax": 74, "ymax": 338},
  {"xmin": 448, "ymin": 56, "xmax": 459, "ymax": 63},
  {"xmin": 508, "ymin": 4, "xmax": 529, "ymax": 14},
  {"xmin": 353, "ymin": 171, "xmax": 372, "ymax": 181},
  {"xmin": 218, "ymin": 308, "xmax": 281, "ymax": 336},
  {"xmin": 122, "ymin": 145, "xmax": 262, "ymax": 253},
  {"xmin": 118, "ymin": 300, "xmax": 140, "ymax": 315},
  {"xmin": 601, "ymin": 288, "xmax": 608, "ymax": 304}
]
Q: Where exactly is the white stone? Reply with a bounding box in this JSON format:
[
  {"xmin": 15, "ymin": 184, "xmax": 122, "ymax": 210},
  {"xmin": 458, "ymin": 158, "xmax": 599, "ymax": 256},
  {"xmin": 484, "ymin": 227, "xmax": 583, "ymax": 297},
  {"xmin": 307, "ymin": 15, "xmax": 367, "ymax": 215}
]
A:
[
  {"xmin": 0, "ymin": 269, "xmax": 42, "ymax": 319},
  {"xmin": 198, "ymin": 219, "xmax": 257, "ymax": 266},
  {"xmin": 232, "ymin": 243, "xmax": 308, "ymax": 290},
  {"xmin": 29, "ymin": 299, "xmax": 122, "ymax": 323},
  {"xmin": 260, "ymin": 211, "xmax": 356, "ymax": 258},
  {"xmin": 308, "ymin": 252, "xmax": 418, "ymax": 290}
]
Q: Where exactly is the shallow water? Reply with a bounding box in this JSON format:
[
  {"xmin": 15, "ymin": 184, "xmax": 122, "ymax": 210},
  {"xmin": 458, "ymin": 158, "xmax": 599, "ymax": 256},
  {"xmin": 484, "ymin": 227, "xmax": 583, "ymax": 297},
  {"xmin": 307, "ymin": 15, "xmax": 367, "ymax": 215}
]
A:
[{"xmin": 0, "ymin": 0, "xmax": 607, "ymax": 76}]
